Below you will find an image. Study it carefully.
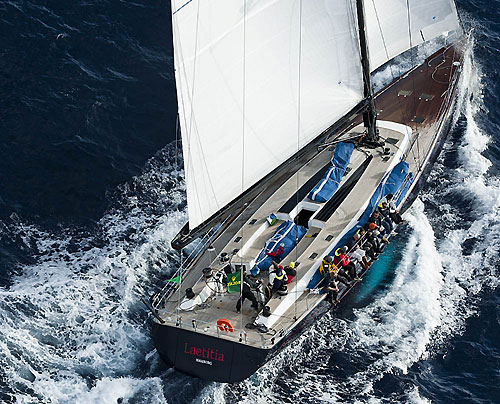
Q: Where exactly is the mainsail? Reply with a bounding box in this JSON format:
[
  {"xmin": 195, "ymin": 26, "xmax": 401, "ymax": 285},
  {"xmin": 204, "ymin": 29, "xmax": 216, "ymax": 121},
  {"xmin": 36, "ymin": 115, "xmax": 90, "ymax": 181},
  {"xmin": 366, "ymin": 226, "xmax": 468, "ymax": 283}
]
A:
[
  {"xmin": 364, "ymin": 0, "xmax": 461, "ymax": 71},
  {"xmin": 171, "ymin": 0, "xmax": 461, "ymax": 231},
  {"xmin": 171, "ymin": 0, "xmax": 363, "ymax": 229}
]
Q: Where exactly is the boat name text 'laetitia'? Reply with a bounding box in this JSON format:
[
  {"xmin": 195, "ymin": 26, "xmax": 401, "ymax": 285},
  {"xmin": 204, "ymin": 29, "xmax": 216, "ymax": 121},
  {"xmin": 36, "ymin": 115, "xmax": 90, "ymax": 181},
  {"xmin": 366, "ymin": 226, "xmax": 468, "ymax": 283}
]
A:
[{"xmin": 184, "ymin": 343, "xmax": 225, "ymax": 362}]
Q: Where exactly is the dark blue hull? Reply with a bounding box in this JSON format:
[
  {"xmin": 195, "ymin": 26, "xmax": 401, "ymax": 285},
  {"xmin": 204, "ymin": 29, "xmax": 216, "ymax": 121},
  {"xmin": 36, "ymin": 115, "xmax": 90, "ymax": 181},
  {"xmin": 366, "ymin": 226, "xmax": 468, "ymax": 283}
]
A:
[{"xmin": 152, "ymin": 301, "xmax": 328, "ymax": 383}]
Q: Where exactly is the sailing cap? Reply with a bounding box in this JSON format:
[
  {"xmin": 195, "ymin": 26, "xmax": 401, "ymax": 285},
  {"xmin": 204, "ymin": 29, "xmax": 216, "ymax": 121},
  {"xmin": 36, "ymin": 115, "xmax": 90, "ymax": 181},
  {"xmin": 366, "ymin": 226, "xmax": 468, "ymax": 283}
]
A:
[
  {"xmin": 369, "ymin": 222, "xmax": 376, "ymax": 230},
  {"xmin": 289, "ymin": 262, "xmax": 295, "ymax": 269}
]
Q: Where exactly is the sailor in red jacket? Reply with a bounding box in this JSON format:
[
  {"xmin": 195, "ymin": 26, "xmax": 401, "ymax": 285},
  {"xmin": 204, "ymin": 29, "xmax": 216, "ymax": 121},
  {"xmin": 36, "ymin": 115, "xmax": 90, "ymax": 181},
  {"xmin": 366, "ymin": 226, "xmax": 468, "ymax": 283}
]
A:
[{"xmin": 333, "ymin": 246, "xmax": 360, "ymax": 282}]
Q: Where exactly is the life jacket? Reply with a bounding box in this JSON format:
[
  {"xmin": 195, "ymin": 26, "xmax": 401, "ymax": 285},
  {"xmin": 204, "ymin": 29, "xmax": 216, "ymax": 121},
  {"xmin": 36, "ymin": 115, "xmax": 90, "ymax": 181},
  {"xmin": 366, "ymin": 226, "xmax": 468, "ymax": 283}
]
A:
[
  {"xmin": 274, "ymin": 270, "xmax": 285, "ymax": 281},
  {"xmin": 320, "ymin": 259, "xmax": 338, "ymax": 277}
]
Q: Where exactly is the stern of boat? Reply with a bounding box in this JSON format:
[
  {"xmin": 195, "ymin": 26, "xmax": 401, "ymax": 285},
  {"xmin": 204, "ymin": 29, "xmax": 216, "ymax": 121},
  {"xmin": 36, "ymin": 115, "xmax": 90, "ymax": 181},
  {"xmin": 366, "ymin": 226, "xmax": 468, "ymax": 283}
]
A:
[{"xmin": 152, "ymin": 320, "xmax": 270, "ymax": 383}]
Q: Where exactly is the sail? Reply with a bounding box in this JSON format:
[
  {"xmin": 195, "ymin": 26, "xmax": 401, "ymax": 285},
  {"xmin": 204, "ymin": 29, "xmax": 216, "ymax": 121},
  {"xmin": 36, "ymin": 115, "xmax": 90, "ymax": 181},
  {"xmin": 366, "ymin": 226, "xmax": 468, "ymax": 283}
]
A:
[
  {"xmin": 364, "ymin": 0, "xmax": 461, "ymax": 71},
  {"xmin": 171, "ymin": 0, "xmax": 364, "ymax": 229}
]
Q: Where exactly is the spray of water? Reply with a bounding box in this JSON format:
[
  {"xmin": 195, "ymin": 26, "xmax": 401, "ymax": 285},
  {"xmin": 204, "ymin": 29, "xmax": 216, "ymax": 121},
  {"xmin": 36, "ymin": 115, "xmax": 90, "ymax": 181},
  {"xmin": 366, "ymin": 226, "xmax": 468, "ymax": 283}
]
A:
[{"xmin": 0, "ymin": 147, "xmax": 185, "ymax": 403}]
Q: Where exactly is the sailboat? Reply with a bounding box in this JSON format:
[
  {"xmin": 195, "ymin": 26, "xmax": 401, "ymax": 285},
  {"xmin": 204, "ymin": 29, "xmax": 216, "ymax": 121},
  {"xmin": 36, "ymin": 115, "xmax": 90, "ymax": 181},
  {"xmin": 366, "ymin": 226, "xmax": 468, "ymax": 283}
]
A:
[{"xmin": 144, "ymin": 0, "xmax": 464, "ymax": 383}]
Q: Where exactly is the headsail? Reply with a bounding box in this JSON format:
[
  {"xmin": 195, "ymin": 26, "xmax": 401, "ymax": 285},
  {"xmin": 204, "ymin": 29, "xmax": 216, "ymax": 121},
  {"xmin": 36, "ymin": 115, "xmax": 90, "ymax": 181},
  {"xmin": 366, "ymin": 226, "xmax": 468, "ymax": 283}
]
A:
[
  {"xmin": 364, "ymin": 0, "xmax": 461, "ymax": 71},
  {"xmin": 171, "ymin": 0, "xmax": 364, "ymax": 229}
]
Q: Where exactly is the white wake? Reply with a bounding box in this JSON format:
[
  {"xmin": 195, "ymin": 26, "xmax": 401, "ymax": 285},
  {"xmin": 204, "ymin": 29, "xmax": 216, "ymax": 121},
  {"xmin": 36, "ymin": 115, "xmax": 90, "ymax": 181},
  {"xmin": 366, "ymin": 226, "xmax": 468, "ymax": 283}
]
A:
[{"xmin": 0, "ymin": 148, "xmax": 185, "ymax": 403}]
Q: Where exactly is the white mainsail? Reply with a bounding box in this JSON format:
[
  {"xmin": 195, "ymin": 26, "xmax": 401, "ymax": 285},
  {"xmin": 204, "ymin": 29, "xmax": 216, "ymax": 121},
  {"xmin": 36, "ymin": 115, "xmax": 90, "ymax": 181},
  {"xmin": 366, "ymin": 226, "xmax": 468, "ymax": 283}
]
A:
[
  {"xmin": 171, "ymin": 0, "xmax": 363, "ymax": 229},
  {"xmin": 364, "ymin": 0, "xmax": 461, "ymax": 71}
]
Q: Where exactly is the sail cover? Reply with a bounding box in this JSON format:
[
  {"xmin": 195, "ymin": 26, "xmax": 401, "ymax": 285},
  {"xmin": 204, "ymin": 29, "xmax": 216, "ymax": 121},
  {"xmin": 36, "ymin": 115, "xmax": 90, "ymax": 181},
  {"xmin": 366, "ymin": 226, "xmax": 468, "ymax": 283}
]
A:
[
  {"xmin": 171, "ymin": 0, "xmax": 364, "ymax": 229},
  {"xmin": 364, "ymin": 0, "xmax": 461, "ymax": 71},
  {"xmin": 308, "ymin": 142, "xmax": 355, "ymax": 203}
]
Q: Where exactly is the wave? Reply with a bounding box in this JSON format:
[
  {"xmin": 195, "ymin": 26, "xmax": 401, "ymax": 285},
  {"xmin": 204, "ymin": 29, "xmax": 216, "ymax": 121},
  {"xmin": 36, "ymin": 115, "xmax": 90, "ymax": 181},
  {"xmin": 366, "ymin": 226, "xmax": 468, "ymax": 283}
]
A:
[{"xmin": 0, "ymin": 147, "xmax": 184, "ymax": 403}]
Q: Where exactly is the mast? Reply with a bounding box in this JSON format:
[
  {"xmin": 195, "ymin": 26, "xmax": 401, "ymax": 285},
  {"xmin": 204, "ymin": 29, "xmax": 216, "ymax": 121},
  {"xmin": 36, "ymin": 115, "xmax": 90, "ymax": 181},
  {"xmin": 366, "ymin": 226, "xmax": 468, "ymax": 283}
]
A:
[{"xmin": 355, "ymin": 0, "xmax": 378, "ymax": 143}]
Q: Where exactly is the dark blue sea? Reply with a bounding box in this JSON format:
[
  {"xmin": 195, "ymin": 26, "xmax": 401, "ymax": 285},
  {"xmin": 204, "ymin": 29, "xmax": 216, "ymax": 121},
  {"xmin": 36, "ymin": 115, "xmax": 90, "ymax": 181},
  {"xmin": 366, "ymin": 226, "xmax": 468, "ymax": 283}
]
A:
[{"xmin": 0, "ymin": 1, "xmax": 498, "ymax": 403}]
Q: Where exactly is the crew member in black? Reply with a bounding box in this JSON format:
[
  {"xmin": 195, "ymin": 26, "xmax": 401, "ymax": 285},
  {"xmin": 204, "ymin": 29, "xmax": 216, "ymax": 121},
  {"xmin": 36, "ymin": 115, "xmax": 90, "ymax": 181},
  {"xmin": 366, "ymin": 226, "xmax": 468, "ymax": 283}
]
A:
[
  {"xmin": 323, "ymin": 272, "xmax": 340, "ymax": 304},
  {"xmin": 320, "ymin": 255, "xmax": 351, "ymax": 287},
  {"xmin": 365, "ymin": 225, "xmax": 386, "ymax": 254},
  {"xmin": 236, "ymin": 274, "xmax": 259, "ymax": 312},
  {"xmin": 379, "ymin": 193, "xmax": 404, "ymax": 224}
]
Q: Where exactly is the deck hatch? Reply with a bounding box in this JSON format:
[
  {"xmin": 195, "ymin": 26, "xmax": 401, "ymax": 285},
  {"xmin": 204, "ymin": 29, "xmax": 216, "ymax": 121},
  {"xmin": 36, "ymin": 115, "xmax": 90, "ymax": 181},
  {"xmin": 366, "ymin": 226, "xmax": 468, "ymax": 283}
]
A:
[
  {"xmin": 419, "ymin": 93, "xmax": 435, "ymax": 101},
  {"xmin": 309, "ymin": 252, "xmax": 318, "ymax": 260},
  {"xmin": 398, "ymin": 90, "xmax": 412, "ymax": 97},
  {"xmin": 412, "ymin": 116, "xmax": 426, "ymax": 124},
  {"xmin": 248, "ymin": 219, "xmax": 257, "ymax": 225},
  {"xmin": 234, "ymin": 236, "xmax": 242, "ymax": 243},
  {"xmin": 385, "ymin": 137, "xmax": 399, "ymax": 145},
  {"xmin": 325, "ymin": 235, "xmax": 333, "ymax": 241}
]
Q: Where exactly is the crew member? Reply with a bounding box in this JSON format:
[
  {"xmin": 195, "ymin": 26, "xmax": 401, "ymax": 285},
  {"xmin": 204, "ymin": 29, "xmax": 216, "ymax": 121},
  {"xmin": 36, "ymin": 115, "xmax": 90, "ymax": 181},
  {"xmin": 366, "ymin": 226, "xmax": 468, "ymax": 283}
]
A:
[
  {"xmin": 269, "ymin": 262, "xmax": 288, "ymax": 293},
  {"xmin": 379, "ymin": 193, "xmax": 404, "ymax": 224},
  {"xmin": 334, "ymin": 246, "xmax": 360, "ymax": 282},
  {"xmin": 320, "ymin": 255, "xmax": 351, "ymax": 286},
  {"xmin": 323, "ymin": 272, "xmax": 340, "ymax": 304},
  {"xmin": 236, "ymin": 274, "xmax": 259, "ymax": 313},
  {"xmin": 346, "ymin": 230, "xmax": 370, "ymax": 270},
  {"xmin": 284, "ymin": 261, "xmax": 297, "ymax": 284}
]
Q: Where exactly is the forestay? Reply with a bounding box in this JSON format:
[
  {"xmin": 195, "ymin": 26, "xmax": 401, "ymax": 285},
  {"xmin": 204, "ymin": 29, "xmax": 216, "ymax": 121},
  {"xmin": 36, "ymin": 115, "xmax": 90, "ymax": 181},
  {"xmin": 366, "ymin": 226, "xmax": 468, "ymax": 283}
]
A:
[
  {"xmin": 171, "ymin": 0, "xmax": 364, "ymax": 229},
  {"xmin": 364, "ymin": 0, "xmax": 461, "ymax": 71}
]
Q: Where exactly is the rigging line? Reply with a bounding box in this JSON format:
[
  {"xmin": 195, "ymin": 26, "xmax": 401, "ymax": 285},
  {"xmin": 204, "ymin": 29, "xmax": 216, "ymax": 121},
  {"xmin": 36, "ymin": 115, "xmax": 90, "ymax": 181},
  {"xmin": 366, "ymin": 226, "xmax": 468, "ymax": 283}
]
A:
[
  {"xmin": 177, "ymin": 248, "xmax": 183, "ymax": 313},
  {"xmin": 175, "ymin": 113, "xmax": 179, "ymax": 170},
  {"xmin": 371, "ymin": 0, "xmax": 390, "ymax": 62},
  {"xmin": 186, "ymin": 0, "xmax": 201, "ymax": 152},
  {"xmin": 172, "ymin": 16, "xmax": 192, "ymax": 178},
  {"xmin": 171, "ymin": 15, "xmax": 189, "ymax": 313},
  {"xmin": 240, "ymin": 0, "xmax": 247, "ymax": 330},
  {"xmin": 294, "ymin": 0, "xmax": 304, "ymax": 322},
  {"xmin": 371, "ymin": 0, "xmax": 411, "ymax": 141},
  {"xmin": 174, "ymin": 1, "xmax": 207, "ymax": 222},
  {"xmin": 182, "ymin": 1, "xmax": 220, "ymax": 222},
  {"xmin": 406, "ymin": 0, "xmax": 421, "ymax": 169}
]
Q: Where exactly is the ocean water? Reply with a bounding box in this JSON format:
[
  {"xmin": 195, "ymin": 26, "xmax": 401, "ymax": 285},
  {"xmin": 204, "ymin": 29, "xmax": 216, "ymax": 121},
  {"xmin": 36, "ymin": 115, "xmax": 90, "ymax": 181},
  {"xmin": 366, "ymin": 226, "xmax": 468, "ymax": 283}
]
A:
[{"xmin": 0, "ymin": 1, "xmax": 499, "ymax": 403}]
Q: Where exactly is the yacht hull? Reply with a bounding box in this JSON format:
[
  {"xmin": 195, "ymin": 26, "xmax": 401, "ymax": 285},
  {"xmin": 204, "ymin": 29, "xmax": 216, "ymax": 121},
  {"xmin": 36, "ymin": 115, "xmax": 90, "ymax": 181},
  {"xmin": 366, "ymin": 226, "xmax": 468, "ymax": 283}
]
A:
[
  {"xmin": 152, "ymin": 321, "xmax": 269, "ymax": 382},
  {"xmin": 152, "ymin": 301, "xmax": 329, "ymax": 383}
]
